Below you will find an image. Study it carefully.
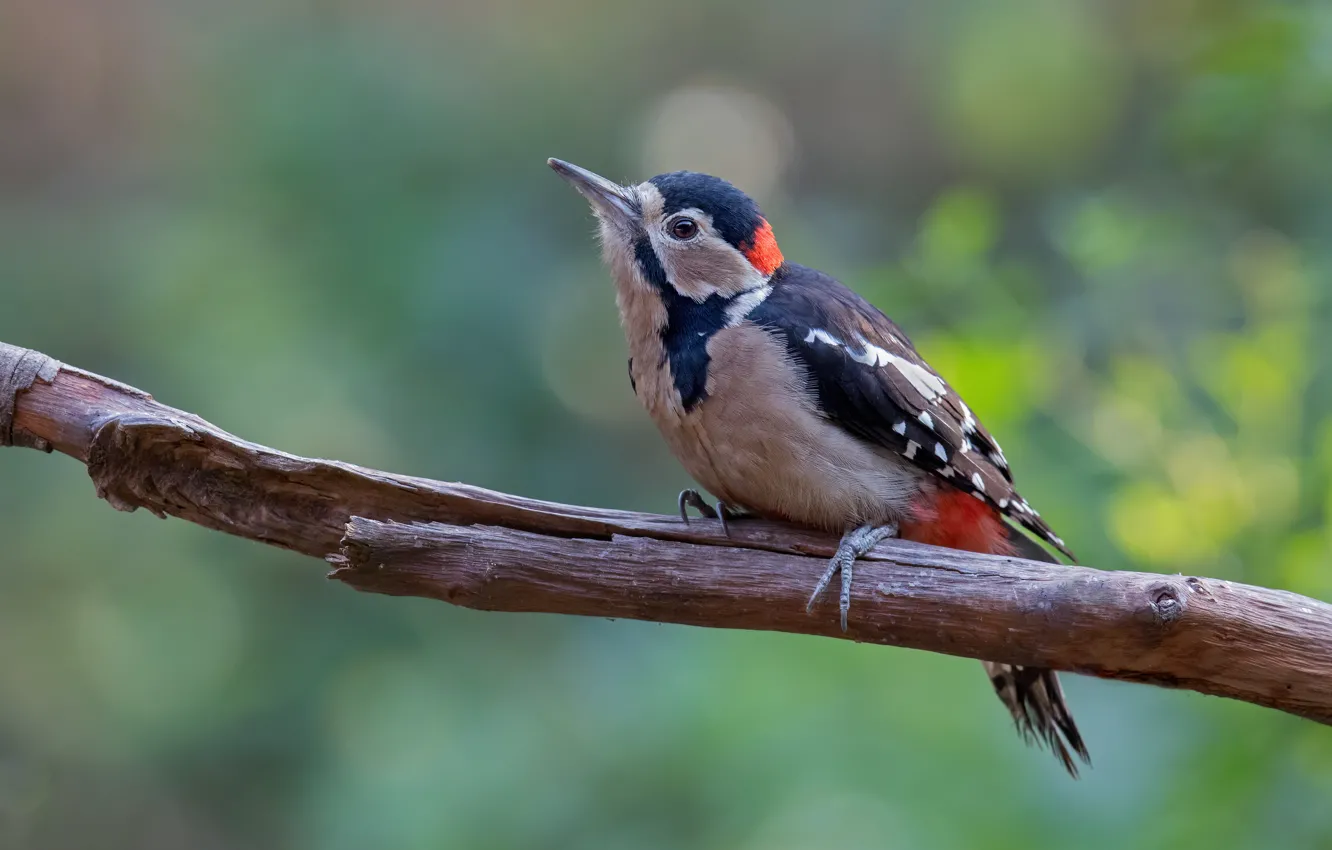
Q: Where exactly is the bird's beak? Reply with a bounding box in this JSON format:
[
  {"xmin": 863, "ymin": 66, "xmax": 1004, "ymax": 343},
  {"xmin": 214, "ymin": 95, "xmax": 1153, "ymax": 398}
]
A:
[{"xmin": 548, "ymin": 158, "xmax": 638, "ymax": 227}]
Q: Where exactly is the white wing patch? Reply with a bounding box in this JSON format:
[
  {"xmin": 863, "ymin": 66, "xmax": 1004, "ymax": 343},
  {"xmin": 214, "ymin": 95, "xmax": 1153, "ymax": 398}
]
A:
[
  {"xmin": 852, "ymin": 335, "xmax": 948, "ymax": 401},
  {"xmin": 804, "ymin": 328, "xmax": 844, "ymax": 348},
  {"xmin": 959, "ymin": 401, "xmax": 977, "ymax": 434},
  {"xmin": 1010, "ymin": 497, "xmax": 1040, "ymax": 518},
  {"xmin": 888, "ymin": 355, "xmax": 948, "ymax": 401},
  {"xmin": 847, "ymin": 340, "xmax": 892, "ymax": 367},
  {"xmin": 804, "ymin": 328, "xmax": 947, "ymax": 402}
]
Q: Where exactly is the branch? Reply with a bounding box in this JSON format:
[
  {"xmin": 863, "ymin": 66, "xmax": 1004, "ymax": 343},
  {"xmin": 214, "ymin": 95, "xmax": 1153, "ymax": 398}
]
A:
[{"xmin": 4, "ymin": 340, "xmax": 1332, "ymax": 725}]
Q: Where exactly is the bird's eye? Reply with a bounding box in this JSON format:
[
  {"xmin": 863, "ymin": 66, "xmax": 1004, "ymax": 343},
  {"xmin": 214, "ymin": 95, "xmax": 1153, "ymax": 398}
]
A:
[{"xmin": 669, "ymin": 218, "xmax": 698, "ymax": 240}]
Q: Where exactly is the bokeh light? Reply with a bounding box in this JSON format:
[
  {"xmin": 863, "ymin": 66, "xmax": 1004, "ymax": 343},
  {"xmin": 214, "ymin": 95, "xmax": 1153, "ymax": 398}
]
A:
[
  {"xmin": 636, "ymin": 83, "xmax": 795, "ymax": 201},
  {"xmin": 3, "ymin": 0, "xmax": 1331, "ymax": 847}
]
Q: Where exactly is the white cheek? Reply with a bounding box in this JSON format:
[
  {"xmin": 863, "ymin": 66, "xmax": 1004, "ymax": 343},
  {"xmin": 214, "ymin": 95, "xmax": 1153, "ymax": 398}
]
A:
[
  {"xmin": 651, "ymin": 217, "xmax": 768, "ymax": 299},
  {"xmin": 652, "ymin": 233, "xmax": 723, "ymax": 300}
]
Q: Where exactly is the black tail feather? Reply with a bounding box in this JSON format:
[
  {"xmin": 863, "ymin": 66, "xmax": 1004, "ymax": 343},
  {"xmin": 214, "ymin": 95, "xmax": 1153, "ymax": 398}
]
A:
[
  {"xmin": 983, "ymin": 521, "xmax": 1091, "ymax": 777},
  {"xmin": 983, "ymin": 661, "xmax": 1091, "ymax": 777}
]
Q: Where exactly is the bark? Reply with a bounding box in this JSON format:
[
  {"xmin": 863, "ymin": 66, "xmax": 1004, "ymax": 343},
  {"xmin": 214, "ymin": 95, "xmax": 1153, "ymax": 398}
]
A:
[{"xmin": 4, "ymin": 340, "xmax": 1331, "ymax": 725}]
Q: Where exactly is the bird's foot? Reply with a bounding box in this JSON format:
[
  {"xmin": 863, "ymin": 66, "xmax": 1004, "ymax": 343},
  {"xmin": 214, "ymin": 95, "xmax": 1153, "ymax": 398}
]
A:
[
  {"xmin": 806, "ymin": 522, "xmax": 899, "ymax": 632},
  {"xmin": 677, "ymin": 489, "xmax": 750, "ymax": 537},
  {"xmin": 678, "ymin": 489, "xmax": 719, "ymax": 522}
]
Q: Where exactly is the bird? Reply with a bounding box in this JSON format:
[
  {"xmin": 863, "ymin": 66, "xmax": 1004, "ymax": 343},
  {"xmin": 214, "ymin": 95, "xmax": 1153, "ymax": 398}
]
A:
[{"xmin": 549, "ymin": 157, "xmax": 1090, "ymax": 775}]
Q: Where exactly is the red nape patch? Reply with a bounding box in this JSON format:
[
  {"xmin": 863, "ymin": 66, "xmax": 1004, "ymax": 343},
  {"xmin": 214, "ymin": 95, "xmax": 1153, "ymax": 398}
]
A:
[
  {"xmin": 900, "ymin": 490, "xmax": 1016, "ymax": 556},
  {"xmin": 742, "ymin": 219, "xmax": 784, "ymax": 276}
]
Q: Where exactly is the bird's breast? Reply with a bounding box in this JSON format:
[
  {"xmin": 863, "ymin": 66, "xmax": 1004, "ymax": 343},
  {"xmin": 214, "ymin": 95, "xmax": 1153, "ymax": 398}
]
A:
[{"xmin": 634, "ymin": 321, "xmax": 929, "ymax": 531}]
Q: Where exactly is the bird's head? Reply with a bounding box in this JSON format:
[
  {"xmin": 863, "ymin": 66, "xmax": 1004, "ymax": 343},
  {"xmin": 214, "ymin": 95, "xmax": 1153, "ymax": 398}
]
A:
[{"xmin": 549, "ymin": 159, "xmax": 784, "ymax": 302}]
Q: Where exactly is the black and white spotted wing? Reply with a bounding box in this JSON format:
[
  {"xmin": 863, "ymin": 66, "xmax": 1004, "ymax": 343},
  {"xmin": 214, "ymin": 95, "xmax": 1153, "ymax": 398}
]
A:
[{"xmin": 749, "ymin": 262, "xmax": 1074, "ymax": 559}]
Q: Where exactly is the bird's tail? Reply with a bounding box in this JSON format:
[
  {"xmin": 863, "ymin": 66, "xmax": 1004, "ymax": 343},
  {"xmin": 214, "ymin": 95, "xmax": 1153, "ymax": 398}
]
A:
[
  {"xmin": 987, "ymin": 522, "xmax": 1091, "ymax": 777},
  {"xmin": 901, "ymin": 492, "xmax": 1091, "ymax": 775},
  {"xmin": 983, "ymin": 660, "xmax": 1089, "ymax": 777}
]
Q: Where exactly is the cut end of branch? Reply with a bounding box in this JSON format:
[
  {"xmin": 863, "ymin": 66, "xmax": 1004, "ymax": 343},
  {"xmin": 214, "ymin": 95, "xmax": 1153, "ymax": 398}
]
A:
[{"xmin": 0, "ymin": 342, "xmax": 60, "ymax": 451}]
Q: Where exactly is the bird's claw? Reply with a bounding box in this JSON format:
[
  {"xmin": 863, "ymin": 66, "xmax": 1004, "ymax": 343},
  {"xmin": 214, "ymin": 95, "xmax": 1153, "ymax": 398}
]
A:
[
  {"xmin": 678, "ymin": 489, "xmax": 719, "ymax": 523},
  {"xmin": 806, "ymin": 522, "xmax": 899, "ymax": 632},
  {"xmin": 678, "ymin": 490, "xmax": 750, "ymax": 537}
]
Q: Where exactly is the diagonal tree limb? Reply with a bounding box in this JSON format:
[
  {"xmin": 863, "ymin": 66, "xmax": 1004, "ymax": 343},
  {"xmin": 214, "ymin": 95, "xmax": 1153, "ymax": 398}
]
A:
[{"xmin": 3, "ymin": 340, "xmax": 1332, "ymax": 724}]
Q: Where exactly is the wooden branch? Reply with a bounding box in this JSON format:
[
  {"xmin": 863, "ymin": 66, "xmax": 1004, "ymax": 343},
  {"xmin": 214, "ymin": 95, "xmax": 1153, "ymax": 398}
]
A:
[{"xmin": 4, "ymin": 340, "xmax": 1332, "ymax": 725}]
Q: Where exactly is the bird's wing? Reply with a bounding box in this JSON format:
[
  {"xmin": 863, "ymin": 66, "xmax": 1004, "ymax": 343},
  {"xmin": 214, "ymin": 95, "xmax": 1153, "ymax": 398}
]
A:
[{"xmin": 749, "ymin": 263, "xmax": 1073, "ymax": 559}]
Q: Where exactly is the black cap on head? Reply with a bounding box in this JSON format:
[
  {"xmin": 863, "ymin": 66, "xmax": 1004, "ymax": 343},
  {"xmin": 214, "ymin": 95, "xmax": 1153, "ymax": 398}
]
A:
[{"xmin": 648, "ymin": 171, "xmax": 765, "ymax": 250}]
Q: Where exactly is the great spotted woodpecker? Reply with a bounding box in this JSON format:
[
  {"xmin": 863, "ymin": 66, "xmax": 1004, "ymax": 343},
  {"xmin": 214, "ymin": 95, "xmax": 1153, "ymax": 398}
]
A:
[{"xmin": 550, "ymin": 158, "xmax": 1090, "ymax": 775}]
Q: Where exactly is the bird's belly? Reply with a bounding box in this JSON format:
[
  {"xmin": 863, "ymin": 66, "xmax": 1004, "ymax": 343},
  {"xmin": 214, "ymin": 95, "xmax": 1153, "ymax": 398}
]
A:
[
  {"xmin": 683, "ymin": 407, "xmax": 923, "ymax": 530},
  {"xmin": 650, "ymin": 323, "xmax": 928, "ymax": 531}
]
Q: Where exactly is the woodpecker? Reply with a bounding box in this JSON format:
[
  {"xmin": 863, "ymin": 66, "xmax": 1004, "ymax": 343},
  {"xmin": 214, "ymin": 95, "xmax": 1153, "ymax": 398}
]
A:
[{"xmin": 549, "ymin": 158, "xmax": 1090, "ymax": 775}]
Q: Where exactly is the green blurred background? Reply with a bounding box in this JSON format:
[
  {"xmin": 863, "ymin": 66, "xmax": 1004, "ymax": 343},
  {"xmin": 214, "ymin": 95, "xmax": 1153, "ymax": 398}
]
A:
[{"xmin": 2, "ymin": 0, "xmax": 1331, "ymax": 846}]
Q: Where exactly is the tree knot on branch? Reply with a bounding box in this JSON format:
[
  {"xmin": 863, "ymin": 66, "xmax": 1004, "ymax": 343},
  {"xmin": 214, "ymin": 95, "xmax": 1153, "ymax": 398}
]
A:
[
  {"xmin": 0, "ymin": 342, "xmax": 60, "ymax": 451},
  {"xmin": 1147, "ymin": 581, "xmax": 1187, "ymax": 625},
  {"xmin": 86, "ymin": 414, "xmax": 195, "ymax": 516}
]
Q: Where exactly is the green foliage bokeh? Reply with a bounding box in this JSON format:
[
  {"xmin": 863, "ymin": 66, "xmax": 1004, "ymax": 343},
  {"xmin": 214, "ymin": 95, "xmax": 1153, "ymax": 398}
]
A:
[{"xmin": 2, "ymin": 0, "xmax": 1331, "ymax": 847}]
